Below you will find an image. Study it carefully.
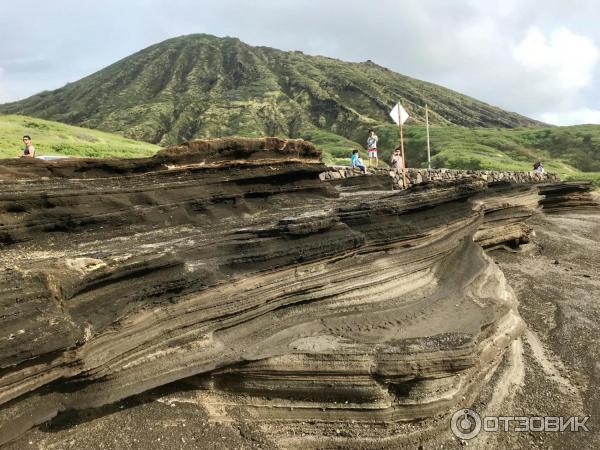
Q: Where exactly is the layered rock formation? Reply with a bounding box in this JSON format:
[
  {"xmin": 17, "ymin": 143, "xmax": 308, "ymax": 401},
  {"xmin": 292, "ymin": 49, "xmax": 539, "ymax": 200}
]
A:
[{"xmin": 0, "ymin": 138, "xmax": 596, "ymax": 446}]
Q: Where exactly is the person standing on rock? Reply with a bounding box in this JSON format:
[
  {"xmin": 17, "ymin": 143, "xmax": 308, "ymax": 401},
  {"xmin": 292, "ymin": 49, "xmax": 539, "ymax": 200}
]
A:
[
  {"xmin": 20, "ymin": 135, "xmax": 35, "ymax": 158},
  {"xmin": 390, "ymin": 149, "xmax": 404, "ymax": 172},
  {"xmin": 366, "ymin": 129, "xmax": 378, "ymax": 168}
]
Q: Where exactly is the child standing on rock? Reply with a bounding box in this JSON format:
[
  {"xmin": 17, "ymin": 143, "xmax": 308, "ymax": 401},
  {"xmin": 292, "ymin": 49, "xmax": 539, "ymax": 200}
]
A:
[{"xmin": 367, "ymin": 129, "xmax": 378, "ymax": 168}]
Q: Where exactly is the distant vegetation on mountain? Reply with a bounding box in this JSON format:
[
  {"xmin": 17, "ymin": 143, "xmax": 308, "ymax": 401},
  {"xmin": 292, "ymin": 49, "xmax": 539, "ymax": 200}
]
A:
[
  {"xmin": 0, "ymin": 34, "xmax": 598, "ymax": 186},
  {"xmin": 0, "ymin": 34, "xmax": 540, "ymax": 145}
]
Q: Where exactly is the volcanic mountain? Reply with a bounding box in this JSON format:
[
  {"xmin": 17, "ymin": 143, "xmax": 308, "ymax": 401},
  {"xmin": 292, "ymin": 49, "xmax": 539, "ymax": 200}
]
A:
[{"xmin": 0, "ymin": 34, "xmax": 542, "ymax": 147}]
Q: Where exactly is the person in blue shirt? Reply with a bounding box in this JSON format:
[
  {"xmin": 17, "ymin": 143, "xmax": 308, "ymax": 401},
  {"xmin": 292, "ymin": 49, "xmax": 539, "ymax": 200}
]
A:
[{"xmin": 351, "ymin": 149, "xmax": 366, "ymax": 173}]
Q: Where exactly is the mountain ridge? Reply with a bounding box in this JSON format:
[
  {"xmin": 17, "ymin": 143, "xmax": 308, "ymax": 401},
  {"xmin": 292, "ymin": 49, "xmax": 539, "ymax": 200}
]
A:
[{"xmin": 0, "ymin": 33, "xmax": 544, "ymax": 148}]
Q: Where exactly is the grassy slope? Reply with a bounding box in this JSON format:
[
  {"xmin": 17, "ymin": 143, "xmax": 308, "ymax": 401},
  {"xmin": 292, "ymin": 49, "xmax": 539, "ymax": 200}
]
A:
[
  {"xmin": 561, "ymin": 171, "xmax": 600, "ymax": 188},
  {"xmin": 404, "ymin": 124, "xmax": 600, "ymax": 187},
  {"xmin": 0, "ymin": 115, "xmax": 160, "ymax": 159}
]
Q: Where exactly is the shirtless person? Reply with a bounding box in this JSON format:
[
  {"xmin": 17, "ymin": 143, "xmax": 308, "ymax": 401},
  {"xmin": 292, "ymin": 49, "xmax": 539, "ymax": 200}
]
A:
[
  {"xmin": 390, "ymin": 149, "xmax": 403, "ymax": 171},
  {"xmin": 20, "ymin": 135, "xmax": 35, "ymax": 158},
  {"xmin": 390, "ymin": 149, "xmax": 406, "ymax": 188}
]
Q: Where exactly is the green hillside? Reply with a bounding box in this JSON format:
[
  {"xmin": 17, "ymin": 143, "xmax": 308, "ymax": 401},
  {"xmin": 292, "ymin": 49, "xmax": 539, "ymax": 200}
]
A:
[
  {"xmin": 398, "ymin": 123, "xmax": 600, "ymax": 184},
  {"xmin": 315, "ymin": 121, "xmax": 600, "ymax": 179},
  {"xmin": 0, "ymin": 115, "xmax": 159, "ymax": 159},
  {"xmin": 0, "ymin": 34, "xmax": 541, "ymax": 149},
  {"xmin": 402, "ymin": 124, "xmax": 600, "ymax": 172}
]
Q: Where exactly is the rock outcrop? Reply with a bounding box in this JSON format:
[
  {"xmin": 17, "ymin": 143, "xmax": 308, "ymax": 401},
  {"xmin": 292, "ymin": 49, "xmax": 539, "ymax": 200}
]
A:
[
  {"xmin": 0, "ymin": 138, "xmax": 596, "ymax": 446},
  {"xmin": 319, "ymin": 166, "xmax": 560, "ymax": 189}
]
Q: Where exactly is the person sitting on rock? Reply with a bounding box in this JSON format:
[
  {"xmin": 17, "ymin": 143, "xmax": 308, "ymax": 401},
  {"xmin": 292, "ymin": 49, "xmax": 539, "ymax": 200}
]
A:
[
  {"xmin": 351, "ymin": 149, "xmax": 366, "ymax": 173},
  {"xmin": 533, "ymin": 161, "xmax": 544, "ymax": 173},
  {"xmin": 20, "ymin": 135, "xmax": 35, "ymax": 158}
]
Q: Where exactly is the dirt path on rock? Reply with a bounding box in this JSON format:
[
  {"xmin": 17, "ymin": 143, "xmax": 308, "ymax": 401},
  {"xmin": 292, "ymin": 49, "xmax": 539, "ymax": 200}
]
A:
[{"xmin": 481, "ymin": 210, "xmax": 599, "ymax": 449}]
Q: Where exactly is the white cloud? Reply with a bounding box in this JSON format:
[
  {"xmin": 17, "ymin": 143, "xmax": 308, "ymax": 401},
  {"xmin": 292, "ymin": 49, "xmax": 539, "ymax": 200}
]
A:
[
  {"xmin": 539, "ymin": 108, "xmax": 600, "ymax": 125},
  {"xmin": 513, "ymin": 26, "xmax": 599, "ymax": 89}
]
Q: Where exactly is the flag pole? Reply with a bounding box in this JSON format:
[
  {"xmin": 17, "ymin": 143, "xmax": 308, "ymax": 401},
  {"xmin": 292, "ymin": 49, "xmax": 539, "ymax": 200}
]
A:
[
  {"xmin": 425, "ymin": 104, "xmax": 431, "ymax": 170},
  {"xmin": 398, "ymin": 103, "xmax": 407, "ymax": 189}
]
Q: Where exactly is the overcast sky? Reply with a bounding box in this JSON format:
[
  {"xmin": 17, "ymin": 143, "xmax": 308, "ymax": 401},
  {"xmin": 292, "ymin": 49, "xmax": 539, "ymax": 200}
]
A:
[{"xmin": 1, "ymin": 0, "xmax": 599, "ymax": 125}]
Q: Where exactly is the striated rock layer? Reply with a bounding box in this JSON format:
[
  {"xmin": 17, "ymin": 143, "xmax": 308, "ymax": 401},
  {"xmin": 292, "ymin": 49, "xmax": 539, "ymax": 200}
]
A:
[{"xmin": 0, "ymin": 138, "xmax": 596, "ymax": 446}]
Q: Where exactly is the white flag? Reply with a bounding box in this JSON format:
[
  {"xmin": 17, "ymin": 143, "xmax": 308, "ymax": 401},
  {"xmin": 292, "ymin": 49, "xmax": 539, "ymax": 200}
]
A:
[{"xmin": 389, "ymin": 103, "xmax": 409, "ymax": 125}]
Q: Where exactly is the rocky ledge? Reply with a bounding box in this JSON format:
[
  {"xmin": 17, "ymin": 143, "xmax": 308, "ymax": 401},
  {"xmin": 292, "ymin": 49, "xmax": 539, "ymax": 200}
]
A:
[
  {"xmin": 0, "ymin": 138, "xmax": 597, "ymax": 446},
  {"xmin": 319, "ymin": 166, "xmax": 560, "ymax": 189}
]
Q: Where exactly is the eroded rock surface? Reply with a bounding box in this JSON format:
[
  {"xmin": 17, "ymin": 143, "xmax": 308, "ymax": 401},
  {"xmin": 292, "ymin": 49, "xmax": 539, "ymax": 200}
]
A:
[{"xmin": 0, "ymin": 138, "xmax": 597, "ymax": 447}]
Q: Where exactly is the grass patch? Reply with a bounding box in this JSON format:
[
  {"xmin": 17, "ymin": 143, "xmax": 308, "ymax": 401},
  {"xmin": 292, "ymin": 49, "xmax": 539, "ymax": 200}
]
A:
[
  {"xmin": 563, "ymin": 172, "xmax": 600, "ymax": 189},
  {"xmin": 0, "ymin": 114, "xmax": 160, "ymax": 159}
]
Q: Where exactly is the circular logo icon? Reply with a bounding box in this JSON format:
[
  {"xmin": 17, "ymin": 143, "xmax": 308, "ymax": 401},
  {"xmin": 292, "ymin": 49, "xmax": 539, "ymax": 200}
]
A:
[{"xmin": 451, "ymin": 409, "xmax": 482, "ymax": 440}]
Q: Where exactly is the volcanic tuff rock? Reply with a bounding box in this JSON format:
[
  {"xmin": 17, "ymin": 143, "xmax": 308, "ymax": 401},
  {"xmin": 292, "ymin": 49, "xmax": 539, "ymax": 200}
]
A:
[
  {"xmin": 0, "ymin": 138, "xmax": 596, "ymax": 446},
  {"xmin": 0, "ymin": 34, "xmax": 542, "ymax": 147}
]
